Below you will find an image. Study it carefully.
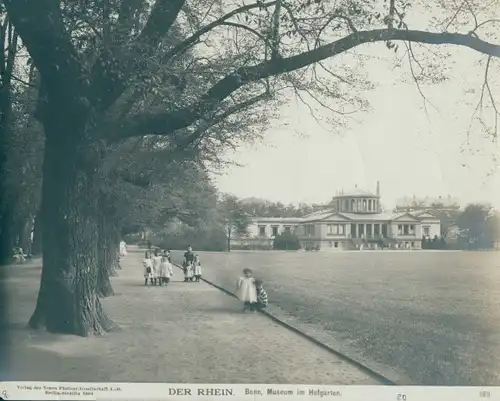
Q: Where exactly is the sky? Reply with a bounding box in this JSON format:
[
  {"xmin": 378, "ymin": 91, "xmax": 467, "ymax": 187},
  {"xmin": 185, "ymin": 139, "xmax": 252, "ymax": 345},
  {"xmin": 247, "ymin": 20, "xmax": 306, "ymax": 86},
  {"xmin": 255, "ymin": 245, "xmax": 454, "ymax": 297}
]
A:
[{"xmin": 213, "ymin": 41, "xmax": 500, "ymax": 210}]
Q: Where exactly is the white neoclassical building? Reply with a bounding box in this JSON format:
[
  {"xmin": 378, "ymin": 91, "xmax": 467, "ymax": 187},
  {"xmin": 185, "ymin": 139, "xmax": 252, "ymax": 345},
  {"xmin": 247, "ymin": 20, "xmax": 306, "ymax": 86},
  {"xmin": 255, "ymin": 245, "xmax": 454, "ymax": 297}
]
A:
[{"xmin": 242, "ymin": 182, "xmax": 441, "ymax": 250}]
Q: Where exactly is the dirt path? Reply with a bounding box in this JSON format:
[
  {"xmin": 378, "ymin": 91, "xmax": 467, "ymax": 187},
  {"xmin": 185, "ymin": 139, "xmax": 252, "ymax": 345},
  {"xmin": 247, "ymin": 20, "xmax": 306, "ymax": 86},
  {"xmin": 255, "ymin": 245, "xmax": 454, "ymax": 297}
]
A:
[{"xmin": 4, "ymin": 249, "xmax": 377, "ymax": 384}]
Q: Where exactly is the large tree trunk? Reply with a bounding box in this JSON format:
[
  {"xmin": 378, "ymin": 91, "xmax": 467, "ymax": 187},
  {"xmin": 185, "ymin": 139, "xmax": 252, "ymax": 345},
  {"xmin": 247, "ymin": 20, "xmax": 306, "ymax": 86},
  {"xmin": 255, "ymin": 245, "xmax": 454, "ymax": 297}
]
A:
[
  {"xmin": 0, "ymin": 212, "xmax": 15, "ymax": 264},
  {"xmin": 28, "ymin": 111, "xmax": 117, "ymax": 336},
  {"xmin": 96, "ymin": 199, "xmax": 116, "ymax": 298},
  {"xmin": 0, "ymin": 21, "xmax": 18, "ymax": 265}
]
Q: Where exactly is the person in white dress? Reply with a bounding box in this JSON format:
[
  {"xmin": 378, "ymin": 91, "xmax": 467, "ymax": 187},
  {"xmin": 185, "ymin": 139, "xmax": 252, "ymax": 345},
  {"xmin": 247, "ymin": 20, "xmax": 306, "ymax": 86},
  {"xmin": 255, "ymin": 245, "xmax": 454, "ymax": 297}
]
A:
[
  {"xmin": 119, "ymin": 240, "xmax": 128, "ymax": 257},
  {"xmin": 236, "ymin": 268, "xmax": 257, "ymax": 313},
  {"xmin": 158, "ymin": 251, "xmax": 174, "ymax": 286},
  {"xmin": 151, "ymin": 249, "xmax": 162, "ymax": 286},
  {"xmin": 143, "ymin": 251, "xmax": 153, "ymax": 286},
  {"xmin": 193, "ymin": 255, "xmax": 202, "ymax": 282}
]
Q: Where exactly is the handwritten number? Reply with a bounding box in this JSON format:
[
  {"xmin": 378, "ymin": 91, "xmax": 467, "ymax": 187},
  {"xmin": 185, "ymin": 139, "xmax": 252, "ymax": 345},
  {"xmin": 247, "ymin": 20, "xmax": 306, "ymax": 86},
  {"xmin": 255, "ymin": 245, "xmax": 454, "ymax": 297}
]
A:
[{"xmin": 397, "ymin": 395, "xmax": 407, "ymax": 401}]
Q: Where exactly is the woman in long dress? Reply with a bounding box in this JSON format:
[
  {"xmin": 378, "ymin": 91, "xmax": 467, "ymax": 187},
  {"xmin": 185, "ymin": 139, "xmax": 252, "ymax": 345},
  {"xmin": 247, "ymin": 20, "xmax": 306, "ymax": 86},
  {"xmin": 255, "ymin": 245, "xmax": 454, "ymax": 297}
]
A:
[{"xmin": 236, "ymin": 268, "xmax": 257, "ymax": 312}]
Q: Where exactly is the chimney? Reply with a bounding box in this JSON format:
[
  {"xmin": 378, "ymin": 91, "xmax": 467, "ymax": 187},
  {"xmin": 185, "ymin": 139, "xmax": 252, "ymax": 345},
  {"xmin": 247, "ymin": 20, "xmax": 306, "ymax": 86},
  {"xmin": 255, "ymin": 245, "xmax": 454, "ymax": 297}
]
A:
[{"xmin": 376, "ymin": 181, "xmax": 380, "ymax": 197}]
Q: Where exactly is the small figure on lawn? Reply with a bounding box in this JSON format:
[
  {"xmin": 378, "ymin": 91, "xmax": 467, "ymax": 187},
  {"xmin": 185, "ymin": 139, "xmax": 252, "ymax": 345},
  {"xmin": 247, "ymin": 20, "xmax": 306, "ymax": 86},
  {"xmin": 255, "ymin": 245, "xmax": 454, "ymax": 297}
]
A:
[
  {"xmin": 236, "ymin": 268, "xmax": 257, "ymax": 313},
  {"xmin": 158, "ymin": 250, "xmax": 174, "ymax": 286},
  {"xmin": 183, "ymin": 245, "xmax": 195, "ymax": 282},
  {"xmin": 151, "ymin": 249, "xmax": 162, "ymax": 286},
  {"xmin": 143, "ymin": 251, "xmax": 153, "ymax": 286},
  {"xmin": 193, "ymin": 254, "xmax": 202, "ymax": 282}
]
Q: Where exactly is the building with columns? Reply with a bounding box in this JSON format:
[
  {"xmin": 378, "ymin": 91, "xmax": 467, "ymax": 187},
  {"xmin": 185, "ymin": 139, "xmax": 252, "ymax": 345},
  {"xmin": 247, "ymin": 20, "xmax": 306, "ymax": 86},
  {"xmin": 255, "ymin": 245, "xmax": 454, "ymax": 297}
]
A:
[{"xmin": 243, "ymin": 182, "xmax": 441, "ymax": 250}]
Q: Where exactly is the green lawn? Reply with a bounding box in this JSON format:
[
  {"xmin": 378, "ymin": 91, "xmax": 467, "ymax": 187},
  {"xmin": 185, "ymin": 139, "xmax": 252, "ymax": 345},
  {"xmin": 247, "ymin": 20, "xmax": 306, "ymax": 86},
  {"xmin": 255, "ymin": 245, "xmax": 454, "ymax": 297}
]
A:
[{"xmin": 172, "ymin": 250, "xmax": 500, "ymax": 386}]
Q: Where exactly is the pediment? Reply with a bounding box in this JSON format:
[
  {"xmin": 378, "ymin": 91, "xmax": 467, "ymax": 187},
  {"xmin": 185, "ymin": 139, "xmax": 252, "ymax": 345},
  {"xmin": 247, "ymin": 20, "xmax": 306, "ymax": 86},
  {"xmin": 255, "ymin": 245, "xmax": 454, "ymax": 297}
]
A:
[
  {"xmin": 391, "ymin": 213, "xmax": 421, "ymax": 222},
  {"xmin": 320, "ymin": 213, "xmax": 352, "ymax": 222},
  {"xmin": 415, "ymin": 212, "xmax": 440, "ymax": 220}
]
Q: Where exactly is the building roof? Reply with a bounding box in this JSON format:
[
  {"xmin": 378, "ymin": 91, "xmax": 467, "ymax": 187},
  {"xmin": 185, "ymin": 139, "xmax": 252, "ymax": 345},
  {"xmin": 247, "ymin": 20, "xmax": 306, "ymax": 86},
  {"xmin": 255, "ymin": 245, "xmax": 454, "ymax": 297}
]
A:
[
  {"xmin": 252, "ymin": 210, "xmax": 433, "ymax": 224},
  {"xmin": 334, "ymin": 188, "xmax": 378, "ymax": 198},
  {"xmin": 249, "ymin": 217, "xmax": 302, "ymax": 223}
]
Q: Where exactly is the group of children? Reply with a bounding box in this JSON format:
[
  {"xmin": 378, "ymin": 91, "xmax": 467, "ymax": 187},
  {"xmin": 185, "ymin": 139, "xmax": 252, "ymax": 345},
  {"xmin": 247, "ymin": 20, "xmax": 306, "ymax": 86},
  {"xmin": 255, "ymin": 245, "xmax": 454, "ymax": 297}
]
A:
[
  {"xmin": 142, "ymin": 246, "xmax": 203, "ymax": 285},
  {"xmin": 182, "ymin": 246, "xmax": 202, "ymax": 282},
  {"xmin": 142, "ymin": 249, "xmax": 174, "ymax": 286},
  {"xmin": 236, "ymin": 268, "xmax": 268, "ymax": 313},
  {"xmin": 142, "ymin": 246, "xmax": 269, "ymax": 314}
]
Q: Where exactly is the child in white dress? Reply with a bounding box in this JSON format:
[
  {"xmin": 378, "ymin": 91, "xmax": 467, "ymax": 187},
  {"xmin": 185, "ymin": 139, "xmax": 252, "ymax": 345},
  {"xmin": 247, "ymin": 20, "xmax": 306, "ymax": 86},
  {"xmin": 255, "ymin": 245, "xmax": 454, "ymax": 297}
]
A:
[
  {"xmin": 158, "ymin": 251, "xmax": 174, "ymax": 286},
  {"xmin": 151, "ymin": 249, "xmax": 162, "ymax": 286},
  {"xmin": 142, "ymin": 252, "xmax": 153, "ymax": 286},
  {"xmin": 236, "ymin": 268, "xmax": 257, "ymax": 313},
  {"xmin": 193, "ymin": 255, "xmax": 202, "ymax": 282}
]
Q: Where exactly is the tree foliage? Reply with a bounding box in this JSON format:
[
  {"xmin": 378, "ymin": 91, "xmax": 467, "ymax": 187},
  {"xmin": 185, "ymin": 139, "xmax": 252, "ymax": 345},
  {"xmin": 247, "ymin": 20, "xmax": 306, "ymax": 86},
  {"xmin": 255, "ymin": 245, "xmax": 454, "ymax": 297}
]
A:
[
  {"xmin": 457, "ymin": 203, "xmax": 499, "ymax": 249},
  {"xmin": 273, "ymin": 231, "xmax": 301, "ymax": 250}
]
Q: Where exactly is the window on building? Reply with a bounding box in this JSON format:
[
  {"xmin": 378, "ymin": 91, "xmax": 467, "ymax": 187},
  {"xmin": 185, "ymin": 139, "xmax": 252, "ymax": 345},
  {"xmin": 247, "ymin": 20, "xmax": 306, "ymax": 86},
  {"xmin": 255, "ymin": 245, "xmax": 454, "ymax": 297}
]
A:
[
  {"xmin": 398, "ymin": 225, "xmax": 403, "ymax": 235},
  {"xmin": 363, "ymin": 199, "xmax": 367, "ymax": 211},
  {"xmin": 351, "ymin": 199, "xmax": 355, "ymax": 211},
  {"xmin": 374, "ymin": 224, "xmax": 380, "ymax": 236},
  {"xmin": 409, "ymin": 225, "xmax": 415, "ymax": 235},
  {"xmin": 403, "ymin": 224, "xmax": 410, "ymax": 235},
  {"xmin": 334, "ymin": 242, "xmax": 339, "ymax": 248},
  {"xmin": 411, "ymin": 242, "xmax": 415, "ymax": 248},
  {"xmin": 284, "ymin": 226, "xmax": 291, "ymax": 234},
  {"xmin": 382, "ymin": 224, "xmax": 388, "ymax": 237},
  {"xmin": 259, "ymin": 226, "xmax": 266, "ymax": 236},
  {"xmin": 327, "ymin": 224, "xmax": 345, "ymax": 235},
  {"xmin": 305, "ymin": 225, "xmax": 315, "ymax": 236},
  {"xmin": 423, "ymin": 226, "xmax": 430, "ymax": 236},
  {"xmin": 272, "ymin": 226, "xmax": 279, "ymax": 236},
  {"xmin": 368, "ymin": 199, "xmax": 372, "ymax": 211}
]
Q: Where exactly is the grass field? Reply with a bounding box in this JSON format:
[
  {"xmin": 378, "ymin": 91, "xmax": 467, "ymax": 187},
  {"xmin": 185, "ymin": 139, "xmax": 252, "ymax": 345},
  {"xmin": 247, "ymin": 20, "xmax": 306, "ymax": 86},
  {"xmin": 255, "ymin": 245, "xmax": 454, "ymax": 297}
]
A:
[{"xmin": 172, "ymin": 250, "xmax": 500, "ymax": 386}]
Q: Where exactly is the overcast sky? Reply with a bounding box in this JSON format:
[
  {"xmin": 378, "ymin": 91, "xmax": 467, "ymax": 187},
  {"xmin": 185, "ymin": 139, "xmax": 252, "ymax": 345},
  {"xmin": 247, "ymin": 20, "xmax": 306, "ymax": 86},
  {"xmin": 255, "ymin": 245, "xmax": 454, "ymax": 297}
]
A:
[{"xmin": 213, "ymin": 41, "xmax": 500, "ymax": 209}]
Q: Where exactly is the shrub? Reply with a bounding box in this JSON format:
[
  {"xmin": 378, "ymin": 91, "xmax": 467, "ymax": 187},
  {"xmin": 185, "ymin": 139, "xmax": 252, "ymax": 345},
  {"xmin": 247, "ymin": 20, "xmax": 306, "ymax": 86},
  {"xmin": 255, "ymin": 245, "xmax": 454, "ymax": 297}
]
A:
[{"xmin": 273, "ymin": 232, "xmax": 301, "ymax": 250}]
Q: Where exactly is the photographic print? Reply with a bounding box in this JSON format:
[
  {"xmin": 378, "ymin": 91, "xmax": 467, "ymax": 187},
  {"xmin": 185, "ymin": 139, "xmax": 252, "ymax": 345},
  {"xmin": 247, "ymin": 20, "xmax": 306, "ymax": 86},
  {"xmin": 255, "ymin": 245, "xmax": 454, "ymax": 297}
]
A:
[{"xmin": 0, "ymin": 0, "xmax": 499, "ymax": 399}]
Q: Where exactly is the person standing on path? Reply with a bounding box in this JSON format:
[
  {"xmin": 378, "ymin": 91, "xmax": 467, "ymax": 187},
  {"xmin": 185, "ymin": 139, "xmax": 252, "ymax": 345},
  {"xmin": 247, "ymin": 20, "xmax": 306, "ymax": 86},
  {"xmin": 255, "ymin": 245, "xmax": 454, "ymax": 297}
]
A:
[
  {"xmin": 143, "ymin": 251, "xmax": 153, "ymax": 286},
  {"xmin": 183, "ymin": 246, "xmax": 195, "ymax": 282},
  {"xmin": 119, "ymin": 240, "xmax": 128, "ymax": 256},
  {"xmin": 151, "ymin": 249, "xmax": 162, "ymax": 286},
  {"xmin": 193, "ymin": 255, "xmax": 202, "ymax": 282},
  {"xmin": 158, "ymin": 250, "xmax": 174, "ymax": 286},
  {"xmin": 236, "ymin": 268, "xmax": 257, "ymax": 313}
]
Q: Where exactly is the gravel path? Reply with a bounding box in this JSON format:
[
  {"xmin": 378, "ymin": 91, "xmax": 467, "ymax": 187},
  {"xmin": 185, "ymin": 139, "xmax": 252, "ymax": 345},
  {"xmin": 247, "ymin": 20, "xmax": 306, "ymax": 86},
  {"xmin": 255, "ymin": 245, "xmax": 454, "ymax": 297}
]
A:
[{"xmin": 4, "ymin": 249, "xmax": 376, "ymax": 384}]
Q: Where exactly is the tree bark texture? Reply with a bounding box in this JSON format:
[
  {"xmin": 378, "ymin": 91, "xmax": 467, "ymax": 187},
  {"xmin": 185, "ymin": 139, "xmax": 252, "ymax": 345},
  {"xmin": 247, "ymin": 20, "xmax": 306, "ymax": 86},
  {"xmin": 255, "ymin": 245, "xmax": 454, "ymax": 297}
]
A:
[
  {"xmin": 96, "ymin": 200, "xmax": 116, "ymax": 298},
  {"xmin": 28, "ymin": 108, "xmax": 116, "ymax": 336},
  {"xmin": 0, "ymin": 212, "xmax": 14, "ymax": 265}
]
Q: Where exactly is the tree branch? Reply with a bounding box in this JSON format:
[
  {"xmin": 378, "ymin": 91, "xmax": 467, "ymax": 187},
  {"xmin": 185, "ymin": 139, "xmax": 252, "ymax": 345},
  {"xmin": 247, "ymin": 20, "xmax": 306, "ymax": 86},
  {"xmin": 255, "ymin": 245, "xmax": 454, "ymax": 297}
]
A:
[
  {"xmin": 107, "ymin": 28, "xmax": 500, "ymax": 140},
  {"xmin": 3, "ymin": 0, "xmax": 89, "ymax": 106},
  {"xmin": 115, "ymin": 0, "xmax": 145, "ymax": 37},
  {"xmin": 90, "ymin": 0, "xmax": 186, "ymax": 112},
  {"xmin": 160, "ymin": 1, "xmax": 278, "ymax": 64}
]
